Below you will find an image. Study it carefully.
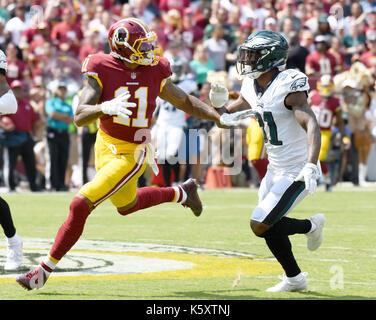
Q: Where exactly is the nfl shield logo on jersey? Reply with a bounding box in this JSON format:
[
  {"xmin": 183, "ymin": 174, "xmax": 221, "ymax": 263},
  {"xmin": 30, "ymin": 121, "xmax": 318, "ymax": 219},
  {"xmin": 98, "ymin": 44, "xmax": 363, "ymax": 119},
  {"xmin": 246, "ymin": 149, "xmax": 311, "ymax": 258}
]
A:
[{"xmin": 131, "ymin": 72, "xmax": 137, "ymax": 79}]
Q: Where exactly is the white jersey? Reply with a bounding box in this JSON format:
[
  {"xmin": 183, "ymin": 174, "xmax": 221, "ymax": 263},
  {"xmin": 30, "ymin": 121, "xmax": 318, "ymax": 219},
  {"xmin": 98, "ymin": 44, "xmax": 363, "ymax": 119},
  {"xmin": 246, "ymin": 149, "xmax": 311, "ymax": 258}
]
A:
[
  {"xmin": 240, "ymin": 69, "xmax": 310, "ymax": 175},
  {"xmin": 155, "ymin": 78, "xmax": 197, "ymax": 128}
]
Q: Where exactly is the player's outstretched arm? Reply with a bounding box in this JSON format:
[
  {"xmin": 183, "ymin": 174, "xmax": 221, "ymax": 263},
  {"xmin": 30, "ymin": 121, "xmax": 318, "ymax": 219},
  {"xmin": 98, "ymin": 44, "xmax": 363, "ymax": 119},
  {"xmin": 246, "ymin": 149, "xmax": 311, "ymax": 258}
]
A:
[
  {"xmin": 286, "ymin": 91, "xmax": 321, "ymax": 165},
  {"xmin": 159, "ymin": 78, "xmax": 225, "ymax": 125},
  {"xmin": 224, "ymin": 93, "xmax": 252, "ymax": 113},
  {"xmin": 74, "ymin": 76, "xmax": 103, "ymax": 127}
]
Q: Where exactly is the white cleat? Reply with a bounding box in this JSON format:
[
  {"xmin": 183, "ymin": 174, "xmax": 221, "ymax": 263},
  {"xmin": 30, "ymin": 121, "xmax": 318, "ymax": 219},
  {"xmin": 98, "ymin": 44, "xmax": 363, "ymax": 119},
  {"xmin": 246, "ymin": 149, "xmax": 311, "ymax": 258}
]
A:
[
  {"xmin": 16, "ymin": 266, "xmax": 49, "ymax": 290},
  {"xmin": 306, "ymin": 213, "xmax": 326, "ymax": 251},
  {"xmin": 4, "ymin": 235, "xmax": 23, "ymax": 271},
  {"xmin": 266, "ymin": 273, "xmax": 308, "ymax": 292}
]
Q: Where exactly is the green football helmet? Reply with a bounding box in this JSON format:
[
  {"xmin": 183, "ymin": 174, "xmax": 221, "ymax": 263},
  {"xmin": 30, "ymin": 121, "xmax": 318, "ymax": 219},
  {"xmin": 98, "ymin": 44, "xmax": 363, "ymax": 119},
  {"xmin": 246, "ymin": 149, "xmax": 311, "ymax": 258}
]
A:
[{"xmin": 237, "ymin": 30, "xmax": 289, "ymax": 79}]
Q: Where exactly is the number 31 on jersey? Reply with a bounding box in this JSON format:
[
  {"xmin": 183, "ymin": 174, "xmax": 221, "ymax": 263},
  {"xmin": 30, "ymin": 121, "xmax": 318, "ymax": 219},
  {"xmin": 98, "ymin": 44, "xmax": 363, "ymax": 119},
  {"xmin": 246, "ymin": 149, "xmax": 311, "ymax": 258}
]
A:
[{"xmin": 113, "ymin": 86, "xmax": 149, "ymax": 128}]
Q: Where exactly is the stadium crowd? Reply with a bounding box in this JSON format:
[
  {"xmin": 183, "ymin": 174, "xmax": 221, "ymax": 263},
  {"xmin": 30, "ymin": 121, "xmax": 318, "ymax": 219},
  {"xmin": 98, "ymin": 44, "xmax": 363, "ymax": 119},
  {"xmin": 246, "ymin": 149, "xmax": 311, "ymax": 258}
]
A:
[{"xmin": 0, "ymin": 0, "xmax": 375, "ymax": 193}]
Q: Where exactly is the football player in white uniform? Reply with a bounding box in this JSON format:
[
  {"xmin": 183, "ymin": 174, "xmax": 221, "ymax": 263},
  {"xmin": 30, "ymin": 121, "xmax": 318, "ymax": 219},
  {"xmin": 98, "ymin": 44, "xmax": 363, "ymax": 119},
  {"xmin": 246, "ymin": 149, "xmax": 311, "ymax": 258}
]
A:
[
  {"xmin": 153, "ymin": 58, "xmax": 197, "ymax": 186},
  {"xmin": 0, "ymin": 49, "xmax": 23, "ymax": 270},
  {"xmin": 210, "ymin": 30, "xmax": 325, "ymax": 292}
]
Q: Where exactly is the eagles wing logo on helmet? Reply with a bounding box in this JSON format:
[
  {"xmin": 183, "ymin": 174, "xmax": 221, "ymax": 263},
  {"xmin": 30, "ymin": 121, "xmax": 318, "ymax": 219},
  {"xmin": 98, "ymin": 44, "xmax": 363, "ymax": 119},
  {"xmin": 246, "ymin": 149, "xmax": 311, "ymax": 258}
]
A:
[{"xmin": 290, "ymin": 77, "xmax": 307, "ymax": 91}]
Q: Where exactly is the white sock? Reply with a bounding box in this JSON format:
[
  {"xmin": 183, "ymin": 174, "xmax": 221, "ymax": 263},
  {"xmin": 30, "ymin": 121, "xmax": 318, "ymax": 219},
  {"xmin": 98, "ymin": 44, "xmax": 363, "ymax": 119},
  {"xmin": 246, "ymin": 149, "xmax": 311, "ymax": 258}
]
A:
[
  {"xmin": 6, "ymin": 232, "xmax": 20, "ymax": 246},
  {"xmin": 41, "ymin": 255, "xmax": 58, "ymax": 276},
  {"xmin": 308, "ymin": 220, "xmax": 317, "ymax": 233},
  {"xmin": 172, "ymin": 185, "xmax": 187, "ymax": 203}
]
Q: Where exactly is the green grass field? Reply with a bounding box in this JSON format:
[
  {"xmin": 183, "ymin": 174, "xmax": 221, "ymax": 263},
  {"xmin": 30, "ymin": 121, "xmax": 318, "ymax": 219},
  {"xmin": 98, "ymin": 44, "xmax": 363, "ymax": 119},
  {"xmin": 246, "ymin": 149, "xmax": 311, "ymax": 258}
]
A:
[{"xmin": 0, "ymin": 184, "xmax": 375, "ymax": 301}]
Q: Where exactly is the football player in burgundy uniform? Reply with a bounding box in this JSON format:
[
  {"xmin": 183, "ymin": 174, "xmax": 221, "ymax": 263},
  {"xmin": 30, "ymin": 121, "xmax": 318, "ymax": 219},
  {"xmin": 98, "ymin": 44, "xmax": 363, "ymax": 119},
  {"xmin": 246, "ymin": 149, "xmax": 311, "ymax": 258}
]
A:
[
  {"xmin": 309, "ymin": 74, "xmax": 346, "ymax": 190},
  {"xmin": 17, "ymin": 18, "xmax": 225, "ymax": 290}
]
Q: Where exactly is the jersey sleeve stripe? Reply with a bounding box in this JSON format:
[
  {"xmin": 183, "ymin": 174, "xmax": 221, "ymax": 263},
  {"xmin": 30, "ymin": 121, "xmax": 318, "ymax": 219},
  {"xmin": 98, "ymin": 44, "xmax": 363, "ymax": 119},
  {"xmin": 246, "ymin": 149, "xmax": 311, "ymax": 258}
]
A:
[{"xmin": 85, "ymin": 72, "xmax": 103, "ymax": 89}]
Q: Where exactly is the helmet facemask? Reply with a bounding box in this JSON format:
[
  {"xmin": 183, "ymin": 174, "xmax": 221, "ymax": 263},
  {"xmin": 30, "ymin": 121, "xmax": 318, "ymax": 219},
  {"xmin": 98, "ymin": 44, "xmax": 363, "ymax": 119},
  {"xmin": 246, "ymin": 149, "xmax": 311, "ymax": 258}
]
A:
[
  {"xmin": 236, "ymin": 46, "xmax": 264, "ymax": 79},
  {"xmin": 111, "ymin": 27, "xmax": 161, "ymax": 66}
]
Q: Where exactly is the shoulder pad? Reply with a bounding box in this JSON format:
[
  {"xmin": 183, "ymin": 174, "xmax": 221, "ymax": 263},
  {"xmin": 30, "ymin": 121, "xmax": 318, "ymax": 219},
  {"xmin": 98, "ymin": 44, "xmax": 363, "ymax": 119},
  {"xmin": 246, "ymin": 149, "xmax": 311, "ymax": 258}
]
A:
[{"xmin": 278, "ymin": 69, "xmax": 309, "ymax": 93}]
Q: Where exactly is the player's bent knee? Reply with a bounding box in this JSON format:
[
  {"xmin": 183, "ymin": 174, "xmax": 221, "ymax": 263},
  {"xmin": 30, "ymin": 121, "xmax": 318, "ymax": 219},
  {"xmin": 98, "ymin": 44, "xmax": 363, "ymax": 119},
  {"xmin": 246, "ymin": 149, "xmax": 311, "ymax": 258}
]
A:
[
  {"xmin": 250, "ymin": 219, "xmax": 270, "ymax": 237},
  {"xmin": 117, "ymin": 197, "xmax": 138, "ymax": 216},
  {"xmin": 67, "ymin": 195, "xmax": 92, "ymax": 226}
]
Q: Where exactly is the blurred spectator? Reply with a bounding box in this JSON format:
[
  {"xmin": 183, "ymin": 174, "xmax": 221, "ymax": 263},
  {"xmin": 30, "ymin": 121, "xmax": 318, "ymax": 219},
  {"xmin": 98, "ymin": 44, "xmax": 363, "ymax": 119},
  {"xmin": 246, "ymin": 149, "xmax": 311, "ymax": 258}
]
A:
[
  {"xmin": 341, "ymin": 78, "xmax": 372, "ymax": 186},
  {"xmin": 343, "ymin": 2, "xmax": 368, "ymax": 36},
  {"xmin": 4, "ymin": 4, "xmax": 27, "ymax": 46},
  {"xmin": 286, "ymin": 31, "xmax": 310, "ymax": 73},
  {"xmin": 328, "ymin": 36, "xmax": 346, "ymax": 74},
  {"xmin": 150, "ymin": 16, "xmax": 169, "ymax": 52},
  {"xmin": 132, "ymin": 0, "xmax": 158, "ymax": 25},
  {"xmin": 281, "ymin": 17, "xmax": 295, "ymax": 41},
  {"xmin": 360, "ymin": 31, "xmax": 376, "ymax": 79},
  {"xmin": 45, "ymin": 81, "xmax": 74, "ymax": 192},
  {"xmin": 300, "ymin": 28, "xmax": 315, "ymax": 53},
  {"xmin": 364, "ymin": 11, "xmax": 376, "ymax": 37},
  {"xmin": 226, "ymin": 27, "xmax": 248, "ymax": 69},
  {"xmin": 0, "ymin": 80, "xmax": 40, "ymax": 192},
  {"xmin": 227, "ymin": 5, "xmax": 242, "ymax": 31},
  {"xmin": 314, "ymin": 14, "xmax": 335, "ymax": 47},
  {"xmin": 193, "ymin": 4, "xmax": 211, "ymax": 30},
  {"xmin": 50, "ymin": 7, "xmax": 83, "ymax": 57},
  {"xmin": 239, "ymin": 0, "xmax": 268, "ymax": 30},
  {"xmin": 203, "ymin": 24, "xmax": 228, "ymax": 71},
  {"xmin": 204, "ymin": 7, "xmax": 235, "ymax": 46},
  {"xmin": 159, "ymin": 0, "xmax": 190, "ymax": 17},
  {"xmin": 264, "ymin": 17, "xmax": 277, "ymax": 32},
  {"xmin": 342, "ymin": 21, "xmax": 367, "ymax": 66},
  {"xmin": 164, "ymin": 8, "xmax": 183, "ymax": 42},
  {"xmin": 71, "ymin": 77, "xmax": 97, "ymax": 186},
  {"xmin": 189, "ymin": 43, "xmax": 215, "ymax": 86},
  {"xmin": 29, "ymin": 85, "xmax": 46, "ymax": 142},
  {"xmin": 153, "ymin": 57, "xmax": 195, "ymax": 187},
  {"xmin": 181, "ymin": 8, "xmax": 204, "ymax": 55},
  {"xmin": 163, "ymin": 39, "xmax": 190, "ymax": 66},
  {"xmin": 5, "ymin": 42, "xmax": 29, "ymax": 85},
  {"xmin": 304, "ymin": 3, "xmax": 325, "ymax": 34},
  {"xmin": 0, "ymin": 18, "xmax": 7, "ymax": 52},
  {"xmin": 79, "ymin": 28, "xmax": 104, "ymax": 63},
  {"xmin": 89, "ymin": 10, "xmax": 114, "ymax": 45},
  {"xmin": 277, "ymin": 0, "xmax": 301, "ymax": 33},
  {"xmin": 305, "ymin": 34, "xmax": 337, "ymax": 89}
]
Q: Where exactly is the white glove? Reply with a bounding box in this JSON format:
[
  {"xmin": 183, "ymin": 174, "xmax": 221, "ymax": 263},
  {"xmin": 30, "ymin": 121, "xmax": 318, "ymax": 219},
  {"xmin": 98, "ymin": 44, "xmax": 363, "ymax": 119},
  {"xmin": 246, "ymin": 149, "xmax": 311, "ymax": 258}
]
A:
[
  {"xmin": 209, "ymin": 83, "xmax": 229, "ymax": 108},
  {"xmin": 295, "ymin": 163, "xmax": 321, "ymax": 195},
  {"xmin": 219, "ymin": 109, "xmax": 256, "ymax": 127},
  {"xmin": 100, "ymin": 91, "xmax": 136, "ymax": 121}
]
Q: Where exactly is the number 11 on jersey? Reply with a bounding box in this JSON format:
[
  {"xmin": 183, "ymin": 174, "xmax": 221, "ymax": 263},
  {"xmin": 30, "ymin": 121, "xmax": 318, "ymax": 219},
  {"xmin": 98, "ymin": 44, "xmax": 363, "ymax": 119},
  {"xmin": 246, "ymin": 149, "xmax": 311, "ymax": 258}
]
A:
[{"xmin": 113, "ymin": 86, "xmax": 149, "ymax": 128}]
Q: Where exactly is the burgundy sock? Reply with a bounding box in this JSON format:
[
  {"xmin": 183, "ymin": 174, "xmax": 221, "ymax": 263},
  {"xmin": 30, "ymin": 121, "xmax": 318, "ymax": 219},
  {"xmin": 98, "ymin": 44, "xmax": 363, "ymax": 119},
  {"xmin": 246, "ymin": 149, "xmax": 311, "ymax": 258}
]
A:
[
  {"xmin": 118, "ymin": 186, "xmax": 175, "ymax": 215},
  {"xmin": 49, "ymin": 196, "xmax": 92, "ymax": 261}
]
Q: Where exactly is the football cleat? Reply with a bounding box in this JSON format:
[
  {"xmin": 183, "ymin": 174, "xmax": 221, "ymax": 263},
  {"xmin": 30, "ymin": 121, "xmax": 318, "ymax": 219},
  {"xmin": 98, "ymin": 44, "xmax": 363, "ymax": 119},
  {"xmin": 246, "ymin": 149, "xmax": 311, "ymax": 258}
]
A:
[
  {"xmin": 16, "ymin": 266, "xmax": 48, "ymax": 291},
  {"xmin": 4, "ymin": 235, "xmax": 23, "ymax": 271},
  {"xmin": 306, "ymin": 213, "xmax": 326, "ymax": 251},
  {"xmin": 180, "ymin": 178, "xmax": 203, "ymax": 217},
  {"xmin": 266, "ymin": 273, "xmax": 308, "ymax": 292}
]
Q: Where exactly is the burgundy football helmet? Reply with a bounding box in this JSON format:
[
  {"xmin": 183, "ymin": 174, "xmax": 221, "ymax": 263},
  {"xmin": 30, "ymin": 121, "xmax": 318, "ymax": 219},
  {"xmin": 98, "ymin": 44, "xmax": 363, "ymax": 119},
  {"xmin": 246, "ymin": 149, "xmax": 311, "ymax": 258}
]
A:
[{"xmin": 108, "ymin": 18, "xmax": 160, "ymax": 66}]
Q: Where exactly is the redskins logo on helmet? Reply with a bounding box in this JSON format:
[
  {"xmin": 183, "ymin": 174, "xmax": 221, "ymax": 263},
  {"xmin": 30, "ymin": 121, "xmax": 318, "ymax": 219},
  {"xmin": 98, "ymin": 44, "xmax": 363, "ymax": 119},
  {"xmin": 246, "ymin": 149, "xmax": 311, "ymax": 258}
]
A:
[
  {"xmin": 317, "ymin": 74, "xmax": 334, "ymax": 98},
  {"xmin": 108, "ymin": 18, "xmax": 161, "ymax": 66}
]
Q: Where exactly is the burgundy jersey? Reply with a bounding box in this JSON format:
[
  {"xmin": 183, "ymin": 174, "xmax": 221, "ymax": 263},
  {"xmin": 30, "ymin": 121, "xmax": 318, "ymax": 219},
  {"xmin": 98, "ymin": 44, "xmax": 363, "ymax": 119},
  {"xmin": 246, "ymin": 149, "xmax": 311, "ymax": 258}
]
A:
[
  {"xmin": 309, "ymin": 90, "xmax": 340, "ymax": 130},
  {"xmin": 82, "ymin": 53, "xmax": 172, "ymax": 143}
]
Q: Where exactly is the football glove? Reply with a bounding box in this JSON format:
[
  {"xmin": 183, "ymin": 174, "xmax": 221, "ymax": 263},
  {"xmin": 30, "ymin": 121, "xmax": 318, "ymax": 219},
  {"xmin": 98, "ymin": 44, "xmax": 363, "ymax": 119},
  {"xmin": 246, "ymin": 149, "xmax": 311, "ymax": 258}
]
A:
[
  {"xmin": 209, "ymin": 83, "xmax": 229, "ymax": 108},
  {"xmin": 295, "ymin": 162, "xmax": 321, "ymax": 195},
  {"xmin": 219, "ymin": 109, "xmax": 257, "ymax": 127},
  {"xmin": 100, "ymin": 91, "xmax": 136, "ymax": 120}
]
